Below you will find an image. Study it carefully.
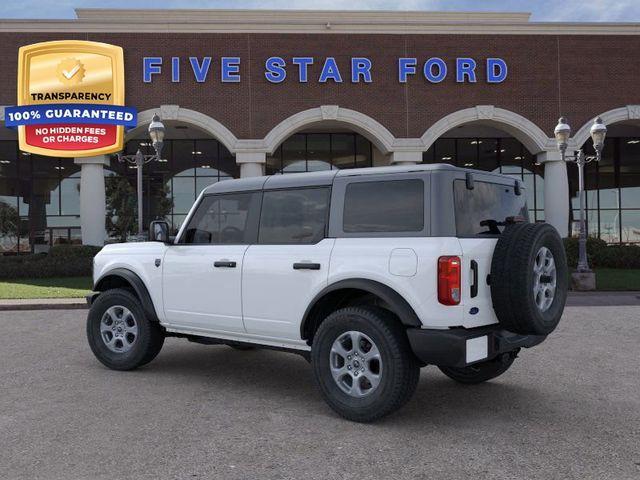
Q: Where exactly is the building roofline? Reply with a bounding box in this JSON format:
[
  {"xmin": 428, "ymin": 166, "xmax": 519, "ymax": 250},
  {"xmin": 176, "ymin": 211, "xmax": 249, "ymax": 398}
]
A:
[
  {"xmin": 73, "ymin": 9, "xmax": 533, "ymax": 24},
  {"xmin": 0, "ymin": 9, "xmax": 638, "ymax": 35}
]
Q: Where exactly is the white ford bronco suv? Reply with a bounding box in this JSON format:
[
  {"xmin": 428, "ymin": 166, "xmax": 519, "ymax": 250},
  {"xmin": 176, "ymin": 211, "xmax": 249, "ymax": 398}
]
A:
[{"xmin": 87, "ymin": 164, "xmax": 568, "ymax": 422}]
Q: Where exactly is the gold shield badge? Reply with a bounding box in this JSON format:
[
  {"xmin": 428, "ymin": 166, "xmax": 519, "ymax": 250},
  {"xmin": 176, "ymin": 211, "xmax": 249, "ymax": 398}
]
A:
[{"xmin": 15, "ymin": 40, "xmax": 126, "ymax": 157}]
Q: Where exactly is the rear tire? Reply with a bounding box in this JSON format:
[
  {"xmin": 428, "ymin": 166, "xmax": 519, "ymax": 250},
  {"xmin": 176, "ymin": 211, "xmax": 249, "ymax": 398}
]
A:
[
  {"xmin": 87, "ymin": 288, "xmax": 164, "ymax": 371},
  {"xmin": 311, "ymin": 306, "xmax": 420, "ymax": 423},
  {"xmin": 438, "ymin": 353, "xmax": 516, "ymax": 384}
]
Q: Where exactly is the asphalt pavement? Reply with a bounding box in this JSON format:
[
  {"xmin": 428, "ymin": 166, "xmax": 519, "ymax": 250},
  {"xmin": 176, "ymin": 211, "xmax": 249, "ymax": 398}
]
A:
[{"xmin": 1, "ymin": 306, "xmax": 639, "ymax": 480}]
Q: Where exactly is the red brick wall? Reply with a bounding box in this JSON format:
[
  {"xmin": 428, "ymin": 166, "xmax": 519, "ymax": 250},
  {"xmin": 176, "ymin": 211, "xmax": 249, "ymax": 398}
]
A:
[{"xmin": 0, "ymin": 32, "xmax": 638, "ymax": 140}]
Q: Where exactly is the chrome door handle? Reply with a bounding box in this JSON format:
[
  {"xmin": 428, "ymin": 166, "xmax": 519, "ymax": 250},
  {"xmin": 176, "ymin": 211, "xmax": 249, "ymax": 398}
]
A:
[{"xmin": 214, "ymin": 260, "xmax": 236, "ymax": 268}]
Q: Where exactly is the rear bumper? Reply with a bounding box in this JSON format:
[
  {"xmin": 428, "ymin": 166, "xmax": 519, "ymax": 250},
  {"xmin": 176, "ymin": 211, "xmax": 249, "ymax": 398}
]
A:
[{"xmin": 406, "ymin": 325, "xmax": 546, "ymax": 368}]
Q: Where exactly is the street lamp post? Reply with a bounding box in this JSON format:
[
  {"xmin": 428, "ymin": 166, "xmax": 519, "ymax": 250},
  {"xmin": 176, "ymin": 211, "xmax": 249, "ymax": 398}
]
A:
[
  {"xmin": 117, "ymin": 114, "xmax": 166, "ymax": 237},
  {"xmin": 554, "ymin": 116, "xmax": 607, "ymax": 275}
]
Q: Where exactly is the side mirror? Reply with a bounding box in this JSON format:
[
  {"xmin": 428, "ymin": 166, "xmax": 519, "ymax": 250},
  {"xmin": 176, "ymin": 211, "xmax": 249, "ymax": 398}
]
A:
[{"xmin": 149, "ymin": 220, "xmax": 170, "ymax": 243}]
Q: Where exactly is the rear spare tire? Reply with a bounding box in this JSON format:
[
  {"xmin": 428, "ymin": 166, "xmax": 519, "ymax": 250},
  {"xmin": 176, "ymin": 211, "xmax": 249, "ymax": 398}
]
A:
[{"xmin": 490, "ymin": 223, "xmax": 568, "ymax": 335}]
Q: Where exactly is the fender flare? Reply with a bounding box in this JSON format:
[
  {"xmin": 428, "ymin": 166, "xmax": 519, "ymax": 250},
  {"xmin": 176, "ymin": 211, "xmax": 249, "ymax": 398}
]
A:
[
  {"xmin": 300, "ymin": 278, "xmax": 422, "ymax": 339},
  {"xmin": 93, "ymin": 268, "xmax": 159, "ymax": 322}
]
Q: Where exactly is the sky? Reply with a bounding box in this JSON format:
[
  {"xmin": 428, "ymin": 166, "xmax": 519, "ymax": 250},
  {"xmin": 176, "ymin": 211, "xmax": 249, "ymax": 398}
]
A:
[{"xmin": 0, "ymin": 0, "xmax": 639, "ymax": 22}]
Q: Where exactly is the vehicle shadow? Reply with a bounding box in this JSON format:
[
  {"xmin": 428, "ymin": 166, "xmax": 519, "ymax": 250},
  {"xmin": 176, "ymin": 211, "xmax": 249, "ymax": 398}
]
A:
[{"xmin": 123, "ymin": 341, "xmax": 560, "ymax": 426}]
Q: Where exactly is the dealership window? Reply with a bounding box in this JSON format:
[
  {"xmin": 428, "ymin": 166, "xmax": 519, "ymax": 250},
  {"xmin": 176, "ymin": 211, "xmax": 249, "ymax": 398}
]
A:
[
  {"xmin": 266, "ymin": 133, "xmax": 373, "ymax": 175},
  {"xmin": 0, "ymin": 141, "xmax": 82, "ymax": 254},
  {"xmin": 116, "ymin": 138, "xmax": 239, "ymax": 237},
  {"xmin": 568, "ymin": 136, "xmax": 640, "ymax": 244},
  {"xmin": 423, "ymin": 137, "xmax": 544, "ymax": 223}
]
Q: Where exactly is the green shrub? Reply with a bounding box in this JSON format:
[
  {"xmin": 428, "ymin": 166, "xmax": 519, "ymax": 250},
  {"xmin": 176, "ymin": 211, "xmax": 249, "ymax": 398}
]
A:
[
  {"xmin": 595, "ymin": 245, "xmax": 640, "ymax": 269},
  {"xmin": 563, "ymin": 237, "xmax": 640, "ymax": 269},
  {"xmin": 47, "ymin": 245, "xmax": 102, "ymax": 259},
  {"xmin": 563, "ymin": 237, "xmax": 607, "ymax": 268},
  {"xmin": 0, "ymin": 245, "xmax": 101, "ymax": 279}
]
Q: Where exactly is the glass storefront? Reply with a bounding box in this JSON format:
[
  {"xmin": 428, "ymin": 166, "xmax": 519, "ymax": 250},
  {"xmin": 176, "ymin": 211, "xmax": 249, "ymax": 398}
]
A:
[
  {"xmin": 1, "ymin": 132, "xmax": 639, "ymax": 253},
  {"xmin": 570, "ymin": 137, "xmax": 640, "ymax": 244},
  {"xmin": 266, "ymin": 133, "xmax": 373, "ymax": 174},
  {"xmin": 112, "ymin": 138, "xmax": 239, "ymax": 236},
  {"xmin": 0, "ymin": 138, "xmax": 238, "ymax": 252},
  {"xmin": 0, "ymin": 140, "xmax": 81, "ymax": 253}
]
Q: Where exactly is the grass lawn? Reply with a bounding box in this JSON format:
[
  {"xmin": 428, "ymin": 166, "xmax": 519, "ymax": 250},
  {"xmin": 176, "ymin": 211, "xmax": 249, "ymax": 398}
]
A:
[
  {"xmin": 0, "ymin": 276, "xmax": 92, "ymax": 299},
  {"xmin": 593, "ymin": 269, "xmax": 640, "ymax": 291}
]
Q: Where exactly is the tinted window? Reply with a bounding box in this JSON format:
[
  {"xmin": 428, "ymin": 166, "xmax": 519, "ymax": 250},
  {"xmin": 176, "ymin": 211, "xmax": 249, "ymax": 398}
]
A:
[
  {"xmin": 259, "ymin": 188, "xmax": 330, "ymax": 244},
  {"xmin": 454, "ymin": 180, "xmax": 529, "ymax": 236},
  {"xmin": 343, "ymin": 180, "xmax": 424, "ymax": 233},
  {"xmin": 181, "ymin": 192, "xmax": 260, "ymax": 244}
]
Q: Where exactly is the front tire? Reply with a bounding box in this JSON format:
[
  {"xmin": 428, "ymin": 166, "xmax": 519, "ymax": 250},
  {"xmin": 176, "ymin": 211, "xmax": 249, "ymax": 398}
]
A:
[
  {"xmin": 312, "ymin": 306, "xmax": 419, "ymax": 423},
  {"xmin": 438, "ymin": 353, "xmax": 516, "ymax": 384},
  {"xmin": 87, "ymin": 288, "xmax": 164, "ymax": 371}
]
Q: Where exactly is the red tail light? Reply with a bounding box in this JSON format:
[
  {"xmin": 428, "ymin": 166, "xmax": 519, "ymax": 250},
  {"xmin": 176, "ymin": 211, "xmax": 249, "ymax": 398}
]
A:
[{"xmin": 438, "ymin": 256, "xmax": 461, "ymax": 306}]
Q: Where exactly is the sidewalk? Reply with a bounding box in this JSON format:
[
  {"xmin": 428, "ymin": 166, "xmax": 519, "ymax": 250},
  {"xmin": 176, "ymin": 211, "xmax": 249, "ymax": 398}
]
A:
[
  {"xmin": 1, "ymin": 292, "xmax": 639, "ymax": 312},
  {"xmin": 566, "ymin": 291, "xmax": 640, "ymax": 307}
]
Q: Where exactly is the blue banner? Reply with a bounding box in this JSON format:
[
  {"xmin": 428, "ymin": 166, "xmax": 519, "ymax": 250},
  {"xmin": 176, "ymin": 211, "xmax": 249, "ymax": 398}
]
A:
[{"xmin": 5, "ymin": 104, "xmax": 137, "ymax": 128}]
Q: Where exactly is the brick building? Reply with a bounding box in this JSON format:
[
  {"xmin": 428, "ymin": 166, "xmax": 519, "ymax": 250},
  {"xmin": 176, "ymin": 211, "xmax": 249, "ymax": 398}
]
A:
[{"xmin": 0, "ymin": 9, "xmax": 639, "ymax": 250}]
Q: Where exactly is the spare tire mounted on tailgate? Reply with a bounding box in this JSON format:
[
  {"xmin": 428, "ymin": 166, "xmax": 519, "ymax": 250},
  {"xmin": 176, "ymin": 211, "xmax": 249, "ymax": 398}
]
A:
[{"xmin": 490, "ymin": 223, "xmax": 568, "ymax": 335}]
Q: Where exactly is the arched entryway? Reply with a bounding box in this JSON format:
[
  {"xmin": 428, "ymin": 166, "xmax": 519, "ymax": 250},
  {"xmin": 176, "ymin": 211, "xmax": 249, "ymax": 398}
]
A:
[{"xmin": 261, "ymin": 106, "xmax": 394, "ymax": 174}]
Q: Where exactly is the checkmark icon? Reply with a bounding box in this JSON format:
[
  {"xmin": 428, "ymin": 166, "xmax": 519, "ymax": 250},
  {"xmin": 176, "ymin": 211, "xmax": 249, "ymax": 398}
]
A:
[
  {"xmin": 57, "ymin": 59, "xmax": 84, "ymax": 85},
  {"xmin": 62, "ymin": 64, "xmax": 80, "ymax": 79}
]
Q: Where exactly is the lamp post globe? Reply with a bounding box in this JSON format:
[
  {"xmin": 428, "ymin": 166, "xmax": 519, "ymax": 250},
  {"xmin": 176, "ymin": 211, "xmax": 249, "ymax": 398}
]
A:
[
  {"xmin": 554, "ymin": 117, "xmax": 571, "ymax": 155},
  {"xmin": 148, "ymin": 113, "xmax": 166, "ymax": 158},
  {"xmin": 590, "ymin": 116, "xmax": 607, "ymax": 155}
]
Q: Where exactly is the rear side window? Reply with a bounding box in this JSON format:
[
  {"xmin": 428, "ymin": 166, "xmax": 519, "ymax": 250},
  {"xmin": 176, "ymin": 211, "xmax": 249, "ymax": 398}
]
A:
[
  {"xmin": 181, "ymin": 192, "xmax": 260, "ymax": 244},
  {"xmin": 454, "ymin": 180, "xmax": 529, "ymax": 236},
  {"xmin": 343, "ymin": 179, "xmax": 424, "ymax": 233},
  {"xmin": 259, "ymin": 188, "xmax": 330, "ymax": 244}
]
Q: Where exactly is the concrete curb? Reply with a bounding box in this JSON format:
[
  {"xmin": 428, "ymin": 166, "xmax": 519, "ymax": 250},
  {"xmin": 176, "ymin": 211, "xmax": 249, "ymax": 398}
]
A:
[
  {"xmin": 566, "ymin": 291, "xmax": 640, "ymax": 307},
  {"xmin": 0, "ymin": 298, "xmax": 88, "ymax": 311}
]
